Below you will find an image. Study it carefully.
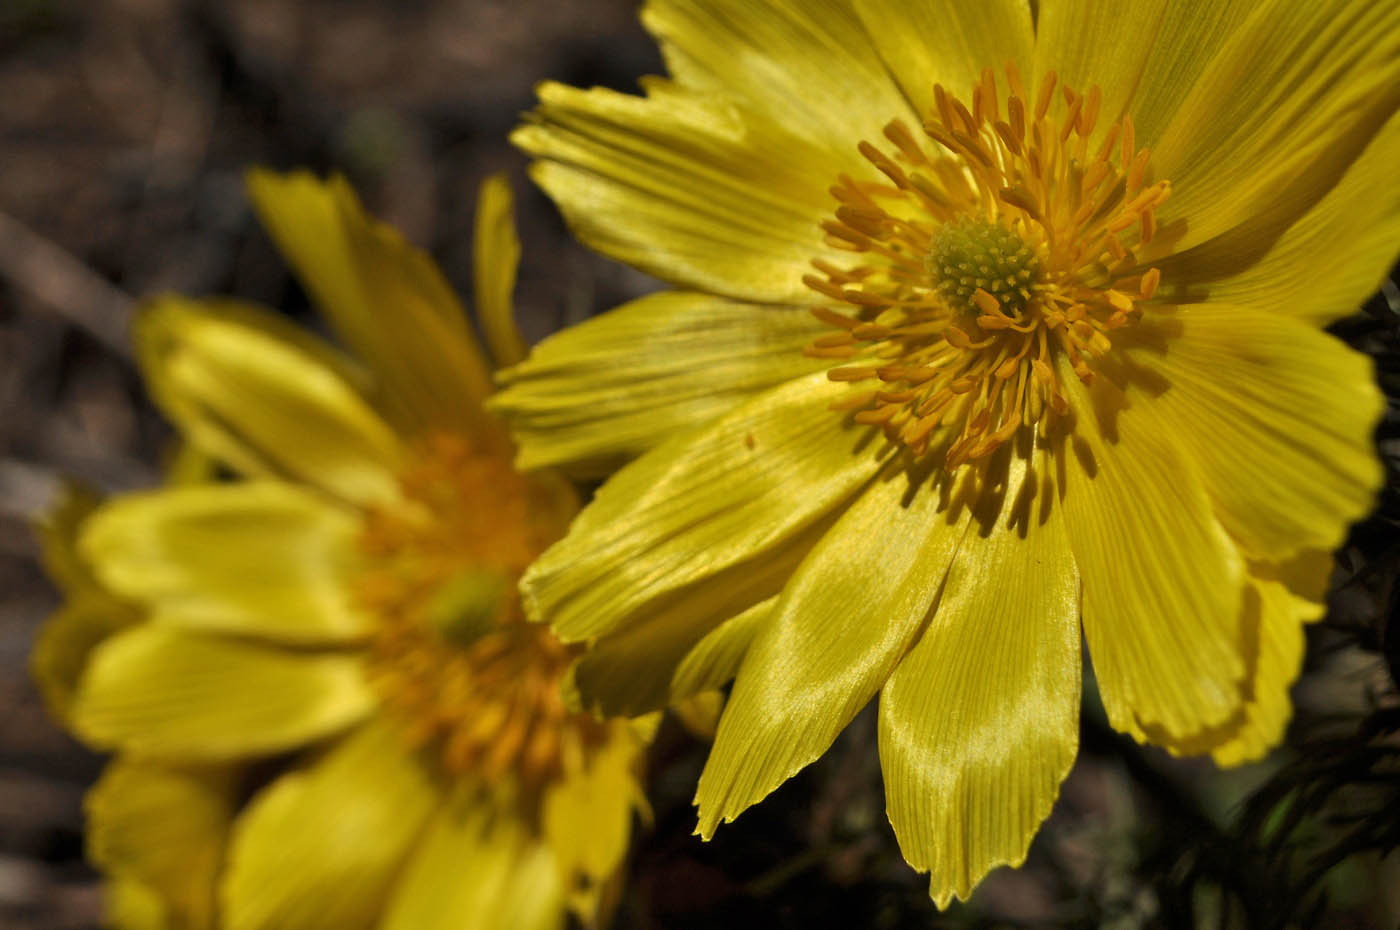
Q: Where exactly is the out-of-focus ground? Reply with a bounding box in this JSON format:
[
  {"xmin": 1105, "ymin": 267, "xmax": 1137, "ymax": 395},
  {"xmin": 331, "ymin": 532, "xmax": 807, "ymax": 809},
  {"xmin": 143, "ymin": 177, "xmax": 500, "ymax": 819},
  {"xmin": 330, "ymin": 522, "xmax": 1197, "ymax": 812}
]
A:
[{"xmin": 1, "ymin": 2, "xmax": 1398, "ymax": 929}]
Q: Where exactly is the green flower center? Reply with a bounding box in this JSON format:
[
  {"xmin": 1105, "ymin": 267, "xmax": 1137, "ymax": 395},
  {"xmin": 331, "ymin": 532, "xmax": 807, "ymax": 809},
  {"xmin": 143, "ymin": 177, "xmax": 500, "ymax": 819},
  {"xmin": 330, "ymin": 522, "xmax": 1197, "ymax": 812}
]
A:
[{"xmin": 927, "ymin": 218, "xmax": 1041, "ymax": 319}]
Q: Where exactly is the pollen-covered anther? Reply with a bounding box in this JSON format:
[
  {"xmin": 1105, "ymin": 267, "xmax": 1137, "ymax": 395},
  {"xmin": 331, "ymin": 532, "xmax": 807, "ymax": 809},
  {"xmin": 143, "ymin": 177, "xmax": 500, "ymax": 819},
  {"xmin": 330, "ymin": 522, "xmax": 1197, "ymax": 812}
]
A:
[{"xmin": 804, "ymin": 64, "xmax": 1169, "ymax": 466}]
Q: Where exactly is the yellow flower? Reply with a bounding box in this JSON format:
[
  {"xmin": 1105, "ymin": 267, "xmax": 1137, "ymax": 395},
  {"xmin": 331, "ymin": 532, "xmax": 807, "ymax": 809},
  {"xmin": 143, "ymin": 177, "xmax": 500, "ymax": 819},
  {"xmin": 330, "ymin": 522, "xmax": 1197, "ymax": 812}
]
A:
[
  {"xmin": 32, "ymin": 171, "xmax": 649, "ymax": 930},
  {"xmin": 489, "ymin": 0, "xmax": 1396, "ymax": 906}
]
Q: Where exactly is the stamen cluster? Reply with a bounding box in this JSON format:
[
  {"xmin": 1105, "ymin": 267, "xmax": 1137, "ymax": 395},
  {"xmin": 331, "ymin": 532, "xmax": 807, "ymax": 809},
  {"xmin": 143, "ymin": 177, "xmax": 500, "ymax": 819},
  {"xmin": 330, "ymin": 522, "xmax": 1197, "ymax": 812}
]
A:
[
  {"xmin": 804, "ymin": 65, "xmax": 1168, "ymax": 465},
  {"xmin": 357, "ymin": 435, "xmax": 607, "ymax": 794}
]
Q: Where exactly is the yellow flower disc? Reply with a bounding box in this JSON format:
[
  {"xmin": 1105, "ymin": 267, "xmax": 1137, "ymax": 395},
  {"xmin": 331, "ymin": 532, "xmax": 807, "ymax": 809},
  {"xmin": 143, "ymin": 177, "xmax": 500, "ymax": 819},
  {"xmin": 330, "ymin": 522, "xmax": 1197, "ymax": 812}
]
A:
[
  {"xmin": 805, "ymin": 66, "xmax": 1169, "ymax": 467},
  {"xmin": 357, "ymin": 435, "xmax": 607, "ymax": 795}
]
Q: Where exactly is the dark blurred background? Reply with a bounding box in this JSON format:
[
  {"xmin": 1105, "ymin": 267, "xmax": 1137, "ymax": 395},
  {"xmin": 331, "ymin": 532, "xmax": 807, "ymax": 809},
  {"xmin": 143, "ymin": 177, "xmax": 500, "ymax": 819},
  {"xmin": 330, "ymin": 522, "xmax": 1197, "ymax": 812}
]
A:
[{"xmin": 1, "ymin": 2, "xmax": 1398, "ymax": 928}]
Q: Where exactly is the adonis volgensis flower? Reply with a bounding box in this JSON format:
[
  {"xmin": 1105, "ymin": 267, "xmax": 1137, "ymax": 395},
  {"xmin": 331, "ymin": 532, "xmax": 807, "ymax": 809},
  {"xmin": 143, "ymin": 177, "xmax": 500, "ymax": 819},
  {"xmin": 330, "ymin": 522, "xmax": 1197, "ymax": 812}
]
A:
[
  {"xmin": 33, "ymin": 172, "xmax": 648, "ymax": 930},
  {"xmin": 491, "ymin": 0, "xmax": 1397, "ymax": 905}
]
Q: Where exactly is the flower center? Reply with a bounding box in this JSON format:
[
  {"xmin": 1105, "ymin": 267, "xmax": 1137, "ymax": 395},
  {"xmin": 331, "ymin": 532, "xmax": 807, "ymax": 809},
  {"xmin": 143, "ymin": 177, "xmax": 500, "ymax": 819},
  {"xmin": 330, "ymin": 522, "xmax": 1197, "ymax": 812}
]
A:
[
  {"xmin": 926, "ymin": 218, "xmax": 1042, "ymax": 319},
  {"xmin": 355, "ymin": 435, "xmax": 606, "ymax": 794},
  {"xmin": 804, "ymin": 66, "xmax": 1169, "ymax": 466}
]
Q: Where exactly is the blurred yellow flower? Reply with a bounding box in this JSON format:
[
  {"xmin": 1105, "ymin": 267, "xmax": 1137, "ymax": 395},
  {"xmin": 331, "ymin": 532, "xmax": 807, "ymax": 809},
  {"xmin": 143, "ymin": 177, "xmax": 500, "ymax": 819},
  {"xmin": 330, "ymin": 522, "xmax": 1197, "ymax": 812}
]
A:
[
  {"xmin": 32, "ymin": 171, "xmax": 648, "ymax": 930},
  {"xmin": 490, "ymin": 0, "xmax": 1397, "ymax": 906}
]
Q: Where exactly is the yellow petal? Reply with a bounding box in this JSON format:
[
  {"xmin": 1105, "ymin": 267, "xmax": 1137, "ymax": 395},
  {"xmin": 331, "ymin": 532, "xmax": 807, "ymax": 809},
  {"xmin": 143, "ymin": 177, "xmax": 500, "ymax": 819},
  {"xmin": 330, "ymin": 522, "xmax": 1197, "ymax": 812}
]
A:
[
  {"xmin": 81, "ymin": 482, "xmax": 370, "ymax": 644},
  {"xmin": 381, "ymin": 789, "xmax": 564, "ymax": 930},
  {"xmin": 514, "ymin": 80, "xmax": 846, "ymax": 305},
  {"xmin": 671, "ymin": 691, "xmax": 726, "ymax": 741},
  {"xmin": 543, "ymin": 723, "xmax": 646, "ymax": 922},
  {"xmin": 879, "ymin": 448, "xmax": 1080, "ymax": 908},
  {"xmin": 1114, "ymin": 306, "xmax": 1382, "ymax": 561},
  {"xmin": 245, "ymin": 169, "xmax": 502, "ymax": 441},
  {"xmin": 472, "ymin": 173, "xmax": 526, "ymax": 369},
  {"xmin": 31, "ymin": 485, "xmax": 144, "ymax": 724},
  {"xmin": 641, "ymin": 0, "xmax": 919, "ymax": 162},
  {"xmin": 695, "ymin": 464, "xmax": 973, "ymax": 838},
  {"xmin": 86, "ymin": 759, "xmax": 237, "ymax": 930},
  {"xmin": 137, "ymin": 297, "xmax": 404, "ymax": 507},
  {"xmin": 163, "ymin": 441, "xmax": 221, "ymax": 486},
  {"xmin": 149, "ymin": 293, "xmax": 376, "ymax": 389},
  {"xmin": 31, "ymin": 597, "xmax": 137, "ymax": 725},
  {"xmin": 222, "ymin": 718, "xmax": 437, "ymax": 930},
  {"xmin": 104, "ymin": 877, "xmax": 171, "ymax": 930},
  {"xmin": 1189, "ymin": 108, "xmax": 1400, "ymax": 326},
  {"xmin": 628, "ymin": 712, "xmax": 664, "ymax": 749},
  {"xmin": 1149, "ymin": 0, "xmax": 1400, "ymax": 257},
  {"xmin": 851, "ymin": 0, "xmax": 1032, "ymax": 119},
  {"xmin": 72, "ymin": 626, "xmax": 374, "ymax": 759},
  {"xmin": 522, "ymin": 371, "xmax": 884, "ymax": 643},
  {"xmin": 1209, "ymin": 555, "xmax": 1329, "ymax": 766},
  {"xmin": 670, "ymin": 597, "xmax": 774, "ymax": 704},
  {"xmin": 34, "ymin": 481, "xmax": 104, "ymax": 595},
  {"xmin": 1144, "ymin": 551, "xmax": 1331, "ymax": 764},
  {"xmin": 566, "ymin": 522, "xmax": 820, "ymax": 718},
  {"xmin": 492, "ymin": 291, "xmax": 830, "ymax": 477},
  {"xmin": 1059, "ymin": 356, "xmax": 1247, "ymax": 741},
  {"xmin": 570, "ymin": 592, "xmax": 769, "ymax": 718},
  {"xmin": 1033, "ymin": 0, "xmax": 1253, "ymax": 150}
]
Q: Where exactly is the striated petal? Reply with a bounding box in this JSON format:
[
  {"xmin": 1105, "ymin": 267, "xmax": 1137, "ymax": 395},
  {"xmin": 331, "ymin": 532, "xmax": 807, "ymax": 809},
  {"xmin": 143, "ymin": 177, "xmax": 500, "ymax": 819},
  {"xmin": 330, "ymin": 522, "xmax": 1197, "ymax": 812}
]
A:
[
  {"xmin": 472, "ymin": 173, "xmax": 527, "ymax": 368},
  {"xmin": 222, "ymin": 718, "xmax": 437, "ymax": 930},
  {"xmin": 245, "ymin": 170, "xmax": 502, "ymax": 442},
  {"xmin": 567, "ymin": 524, "xmax": 804, "ymax": 717},
  {"xmin": 492, "ymin": 292, "xmax": 829, "ymax": 477},
  {"xmin": 880, "ymin": 446, "xmax": 1080, "ymax": 908},
  {"xmin": 1190, "ymin": 109, "xmax": 1400, "ymax": 325},
  {"xmin": 1149, "ymin": 0, "xmax": 1400, "ymax": 258},
  {"xmin": 569, "ymin": 555, "xmax": 789, "ymax": 719},
  {"xmin": 695, "ymin": 464, "xmax": 973, "ymax": 838},
  {"xmin": 80, "ymin": 482, "xmax": 370, "ymax": 644},
  {"xmin": 670, "ymin": 597, "xmax": 773, "ymax": 706},
  {"xmin": 1113, "ymin": 306, "xmax": 1382, "ymax": 561},
  {"xmin": 137, "ymin": 297, "xmax": 404, "ymax": 508},
  {"xmin": 86, "ymin": 759, "xmax": 237, "ymax": 930},
  {"xmin": 1059, "ymin": 356, "xmax": 1248, "ymax": 741},
  {"xmin": 1034, "ymin": 0, "xmax": 1253, "ymax": 150},
  {"xmin": 642, "ymin": 0, "xmax": 917, "ymax": 161},
  {"xmin": 514, "ymin": 80, "xmax": 846, "ymax": 305},
  {"xmin": 853, "ymin": 0, "xmax": 1033, "ymax": 119},
  {"xmin": 71, "ymin": 626, "xmax": 374, "ymax": 760},
  {"xmin": 381, "ymin": 789, "xmax": 564, "ymax": 930},
  {"xmin": 522, "ymin": 371, "xmax": 884, "ymax": 643}
]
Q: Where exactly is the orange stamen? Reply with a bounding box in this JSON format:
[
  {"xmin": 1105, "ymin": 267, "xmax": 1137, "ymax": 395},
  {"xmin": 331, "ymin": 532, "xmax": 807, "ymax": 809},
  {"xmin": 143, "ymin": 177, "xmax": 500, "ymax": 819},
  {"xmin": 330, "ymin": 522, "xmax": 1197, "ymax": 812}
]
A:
[{"xmin": 802, "ymin": 70, "xmax": 1166, "ymax": 465}]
